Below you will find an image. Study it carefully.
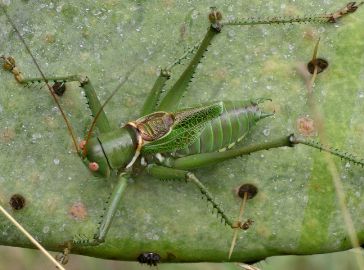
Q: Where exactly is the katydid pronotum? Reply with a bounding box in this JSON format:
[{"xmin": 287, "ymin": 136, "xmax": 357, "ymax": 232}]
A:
[{"xmin": 1, "ymin": 1, "xmax": 363, "ymax": 266}]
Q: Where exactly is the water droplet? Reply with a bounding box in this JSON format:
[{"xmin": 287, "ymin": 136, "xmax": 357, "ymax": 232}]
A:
[
  {"xmin": 2, "ymin": 0, "xmax": 11, "ymax": 6},
  {"xmin": 59, "ymin": 224, "xmax": 66, "ymax": 232},
  {"xmin": 263, "ymin": 128, "xmax": 270, "ymax": 136},
  {"xmin": 227, "ymin": 14, "xmax": 235, "ymax": 21},
  {"xmin": 52, "ymin": 106, "xmax": 59, "ymax": 114},
  {"xmin": 56, "ymin": 4, "xmax": 63, "ymax": 12},
  {"xmin": 191, "ymin": 9, "xmax": 199, "ymax": 20},
  {"xmin": 31, "ymin": 133, "xmax": 42, "ymax": 143},
  {"xmin": 43, "ymin": 226, "xmax": 50, "ymax": 234},
  {"xmin": 116, "ymin": 24, "xmax": 124, "ymax": 37},
  {"xmin": 227, "ymin": 29, "xmax": 235, "ymax": 39}
]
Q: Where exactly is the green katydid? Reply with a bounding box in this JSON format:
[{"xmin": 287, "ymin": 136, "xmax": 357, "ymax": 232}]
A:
[{"xmin": 1, "ymin": 1, "xmax": 364, "ymax": 265}]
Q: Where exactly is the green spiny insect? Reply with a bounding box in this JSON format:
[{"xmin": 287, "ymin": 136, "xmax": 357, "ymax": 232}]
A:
[{"xmin": 1, "ymin": 1, "xmax": 364, "ymax": 266}]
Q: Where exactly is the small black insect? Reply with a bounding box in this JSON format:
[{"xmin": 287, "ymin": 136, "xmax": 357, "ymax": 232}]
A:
[
  {"xmin": 242, "ymin": 218, "xmax": 254, "ymax": 230},
  {"xmin": 137, "ymin": 252, "xmax": 161, "ymax": 266}
]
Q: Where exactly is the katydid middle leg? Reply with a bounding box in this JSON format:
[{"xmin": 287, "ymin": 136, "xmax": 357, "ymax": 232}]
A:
[
  {"xmin": 156, "ymin": 20, "xmax": 221, "ymax": 112},
  {"xmin": 140, "ymin": 38, "xmax": 207, "ymax": 115},
  {"xmin": 72, "ymin": 173, "xmax": 129, "ymax": 246}
]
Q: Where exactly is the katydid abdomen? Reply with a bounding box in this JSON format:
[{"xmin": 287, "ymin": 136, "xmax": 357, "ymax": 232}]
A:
[{"xmin": 176, "ymin": 100, "xmax": 271, "ymax": 156}]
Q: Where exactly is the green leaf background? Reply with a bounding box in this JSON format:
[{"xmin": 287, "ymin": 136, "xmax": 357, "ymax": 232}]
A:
[{"xmin": 1, "ymin": 0, "xmax": 364, "ymax": 268}]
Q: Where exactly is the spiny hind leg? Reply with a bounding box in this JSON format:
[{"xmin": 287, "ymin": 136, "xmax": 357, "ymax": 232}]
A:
[
  {"xmin": 1, "ymin": 56, "xmax": 111, "ymax": 133},
  {"xmin": 146, "ymin": 164, "xmax": 244, "ymax": 229},
  {"xmin": 170, "ymin": 134, "xmax": 364, "ymax": 171}
]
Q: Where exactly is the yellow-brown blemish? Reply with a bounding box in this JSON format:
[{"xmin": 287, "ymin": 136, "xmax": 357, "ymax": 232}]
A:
[
  {"xmin": 43, "ymin": 116, "xmax": 59, "ymax": 129},
  {"xmin": 303, "ymin": 27, "xmax": 317, "ymax": 41},
  {"xmin": 256, "ymin": 224, "xmax": 272, "ymax": 239},
  {"xmin": 0, "ymin": 127, "xmax": 16, "ymax": 143},
  {"xmin": 162, "ymin": 0, "xmax": 174, "ymax": 9},
  {"xmin": 29, "ymin": 171, "xmax": 41, "ymax": 185},
  {"xmin": 180, "ymin": 22, "xmax": 188, "ymax": 41},
  {"xmin": 69, "ymin": 202, "xmax": 88, "ymax": 220},
  {"xmin": 145, "ymin": 66, "xmax": 157, "ymax": 77},
  {"xmin": 282, "ymin": 4, "xmax": 299, "ymax": 17},
  {"xmin": 46, "ymin": 197, "xmax": 61, "ymax": 213},
  {"xmin": 261, "ymin": 58, "xmax": 290, "ymax": 75},
  {"xmin": 44, "ymin": 33, "xmax": 56, "ymax": 44},
  {"xmin": 297, "ymin": 116, "xmax": 315, "ymax": 137},
  {"xmin": 213, "ymin": 67, "xmax": 228, "ymax": 81}
]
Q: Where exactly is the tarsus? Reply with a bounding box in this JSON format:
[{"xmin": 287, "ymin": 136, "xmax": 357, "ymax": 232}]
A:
[
  {"xmin": 225, "ymin": 2, "xmax": 363, "ymax": 26},
  {"xmin": 291, "ymin": 135, "xmax": 364, "ymax": 167}
]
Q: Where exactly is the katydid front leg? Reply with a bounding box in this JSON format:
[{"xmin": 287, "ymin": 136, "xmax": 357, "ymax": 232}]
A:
[
  {"xmin": 73, "ymin": 173, "xmax": 129, "ymax": 246},
  {"xmin": 1, "ymin": 56, "xmax": 112, "ymax": 134}
]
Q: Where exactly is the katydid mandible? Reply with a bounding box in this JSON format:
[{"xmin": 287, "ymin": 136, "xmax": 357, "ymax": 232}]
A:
[{"xmin": 1, "ymin": 2, "xmax": 364, "ymax": 263}]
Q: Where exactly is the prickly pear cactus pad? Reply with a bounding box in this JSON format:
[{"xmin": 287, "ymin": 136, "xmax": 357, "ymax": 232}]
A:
[{"xmin": 0, "ymin": 0, "xmax": 364, "ymax": 263}]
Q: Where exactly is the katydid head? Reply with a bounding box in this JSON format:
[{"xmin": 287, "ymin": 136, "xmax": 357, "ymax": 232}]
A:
[
  {"xmin": 84, "ymin": 137, "xmax": 111, "ymax": 177},
  {"xmin": 83, "ymin": 102, "xmax": 227, "ymax": 175},
  {"xmin": 84, "ymin": 127, "xmax": 137, "ymax": 177}
]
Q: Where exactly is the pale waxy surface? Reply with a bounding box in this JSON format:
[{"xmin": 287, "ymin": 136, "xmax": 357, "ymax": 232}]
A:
[{"xmin": 0, "ymin": 0, "xmax": 364, "ymax": 263}]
